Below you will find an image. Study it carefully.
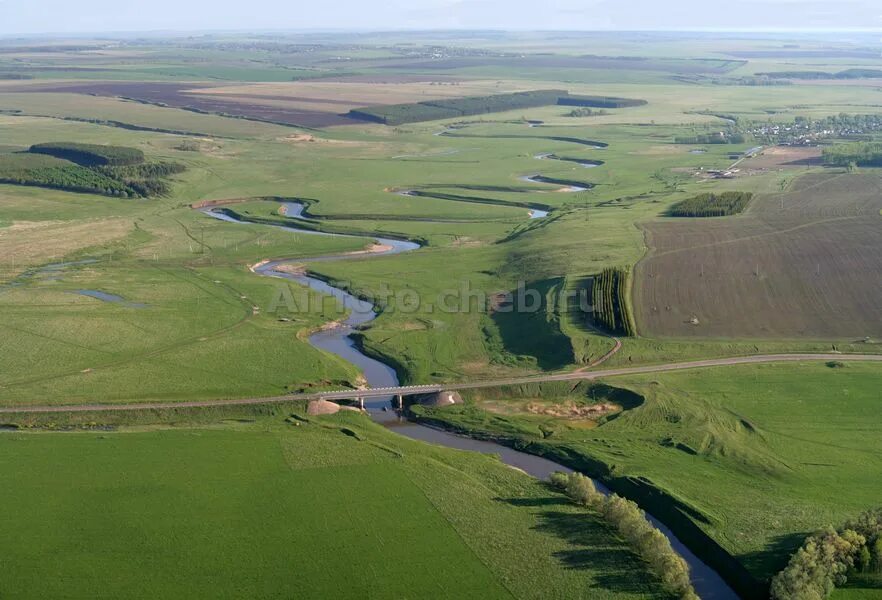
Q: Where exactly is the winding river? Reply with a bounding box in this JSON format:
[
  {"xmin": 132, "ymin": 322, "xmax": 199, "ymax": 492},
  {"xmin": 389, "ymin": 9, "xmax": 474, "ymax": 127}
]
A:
[{"xmin": 203, "ymin": 203, "xmax": 738, "ymax": 600}]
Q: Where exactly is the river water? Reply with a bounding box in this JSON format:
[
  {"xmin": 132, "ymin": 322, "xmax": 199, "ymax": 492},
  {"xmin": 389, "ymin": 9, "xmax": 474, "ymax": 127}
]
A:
[{"xmin": 203, "ymin": 203, "xmax": 738, "ymax": 600}]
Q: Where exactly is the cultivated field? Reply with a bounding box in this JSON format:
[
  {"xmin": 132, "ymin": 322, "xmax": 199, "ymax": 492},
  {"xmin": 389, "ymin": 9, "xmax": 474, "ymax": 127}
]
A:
[
  {"xmin": 634, "ymin": 172, "xmax": 882, "ymax": 339},
  {"xmin": 1, "ymin": 79, "xmax": 536, "ymax": 128}
]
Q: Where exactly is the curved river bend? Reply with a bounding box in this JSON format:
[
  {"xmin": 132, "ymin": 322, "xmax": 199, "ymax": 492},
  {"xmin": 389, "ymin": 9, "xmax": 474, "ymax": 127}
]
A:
[{"xmin": 204, "ymin": 203, "xmax": 738, "ymax": 600}]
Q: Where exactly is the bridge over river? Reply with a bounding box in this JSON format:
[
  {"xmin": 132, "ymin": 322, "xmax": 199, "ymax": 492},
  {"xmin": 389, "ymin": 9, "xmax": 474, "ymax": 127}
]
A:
[{"xmin": 3, "ymin": 353, "xmax": 880, "ymax": 414}]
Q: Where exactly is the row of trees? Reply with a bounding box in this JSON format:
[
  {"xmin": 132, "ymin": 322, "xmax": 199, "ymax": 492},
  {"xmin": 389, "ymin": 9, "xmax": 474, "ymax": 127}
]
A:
[
  {"xmin": 550, "ymin": 472, "xmax": 698, "ymax": 600},
  {"xmin": 757, "ymin": 68, "xmax": 882, "ymax": 80},
  {"xmin": 591, "ymin": 268, "xmax": 636, "ymax": 336},
  {"xmin": 349, "ymin": 89, "xmax": 568, "ymax": 125},
  {"xmin": 29, "ymin": 142, "xmax": 145, "ymax": 166},
  {"xmin": 673, "ymin": 132, "xmax": 747, "ymax": 145},
  {"xmin": 565, "ymin": 107, "xmax": 609, "ymax": 117},
  {"xmin": 348, "ymin": 90, "xmax": 645, "ymax": 125},
  {"xmin": 669, "ymin": 192, "xmax": 753, "ymax": 217},
  {"xmin": 771, "ymin": 508, "xmax": 882, "ymax": 599},
  {"xmin": 558, "ymin": 94, "xmax": 647, "ymax": 109},
  {"xmin": 823, "ymin": 142, "xmax": 882, "ymax": 167}
]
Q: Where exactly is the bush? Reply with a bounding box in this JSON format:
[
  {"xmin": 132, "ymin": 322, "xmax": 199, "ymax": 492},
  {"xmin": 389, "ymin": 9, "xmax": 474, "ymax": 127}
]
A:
[
  {"xmin": 771, "ymin": 528, "xmax": 864, "ymax": 600},
  {"xmin": 771, "ymin": 509, "xmax": 882, "ymax": 599},
  {"xmin": 549, "ymin": 471, "xmax": 569, "ymax": 490},
  {"xmin": 565, "ymin": 473, "xmax": 600, "ymax": 507}
]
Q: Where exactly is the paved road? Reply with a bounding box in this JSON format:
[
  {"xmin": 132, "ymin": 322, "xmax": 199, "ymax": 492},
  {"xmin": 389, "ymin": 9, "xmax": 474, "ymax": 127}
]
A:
[{"xmin": 2, "ymin": 353, "xmax": 880, "ymax": 414}]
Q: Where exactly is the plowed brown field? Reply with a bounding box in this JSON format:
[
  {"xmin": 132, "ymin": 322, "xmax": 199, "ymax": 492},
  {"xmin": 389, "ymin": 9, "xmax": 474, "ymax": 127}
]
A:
[{"xmin": 634, "ymin": 172, "xmax": 882, "ymax": 339}]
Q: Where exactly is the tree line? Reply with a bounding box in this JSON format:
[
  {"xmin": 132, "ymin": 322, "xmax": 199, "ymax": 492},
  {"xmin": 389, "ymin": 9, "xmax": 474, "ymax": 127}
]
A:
[
  {"xmin": 565, "ymin": 107, "xmax": 609, "ymax": 117},
  {"xmin": 771, "ymin": 508, "xmax": 882, "ymax": 599},
  {"xmin": 29, "ymin": 142, "xmax": 145, "ymax": 167},
  {"xmin": 348, "ymin": 90, "xmax": 646, "ymax": 125},
  {"xmin": 558, "ymin": 94, "xmax": 647, "ymax": 109},
  {"xmin": 669, "ymin": 192, "xmax": 753, "ymax": 217},
  {"xmin": 823, "ymin": 142, "xmax": 882, "ymax": 167},
  {"xmin": 0, "ymin": 146, "xmax": 184, "ymax": 198},
  {"xmin": 0, "ymin": 163, "xmax": 135, "ymax": 197},
  {"xmin": 591, "ymin": 268, "xmax": 636, "ymax": 336},
  {"xmin": 673, "ymin": 132, "xmax": 747, "ymax": 145},
  {"xmin": 550, "ymin": 471, "xmax": 698, "ymax": 600},
  {"xmin": 757, "ymin": 68, "xmax": 882, "ymax": 80}
]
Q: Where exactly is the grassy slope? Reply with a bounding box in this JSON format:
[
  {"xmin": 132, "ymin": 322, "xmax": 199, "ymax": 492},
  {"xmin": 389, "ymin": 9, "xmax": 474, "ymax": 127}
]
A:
[
  {"xmin": 414, "ymin": 362, "xmax": 882, "ymax": 584},
  {"xmin": 2, "ymin": 49, "xmax": 882, "ymax": 404},
  {"xmin": 0, "ymin": 412, "xmax": 666, "ymax": 600}
]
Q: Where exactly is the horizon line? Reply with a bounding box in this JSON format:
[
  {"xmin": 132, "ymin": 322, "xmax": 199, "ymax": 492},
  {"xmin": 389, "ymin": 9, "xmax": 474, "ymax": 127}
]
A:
[{"xmin": 1, "ymin": 27, "xmax": 881, "ymax": 39}]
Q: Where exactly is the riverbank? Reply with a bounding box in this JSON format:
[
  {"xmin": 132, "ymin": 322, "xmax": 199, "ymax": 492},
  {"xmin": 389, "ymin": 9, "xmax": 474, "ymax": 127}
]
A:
[
  {"xmin": 407, "ymin": 406, "xmax": 758, "ymax": 599},
  {"xmin": 200, "ymin": 201, "xmax": 741, "ymax": 599}
]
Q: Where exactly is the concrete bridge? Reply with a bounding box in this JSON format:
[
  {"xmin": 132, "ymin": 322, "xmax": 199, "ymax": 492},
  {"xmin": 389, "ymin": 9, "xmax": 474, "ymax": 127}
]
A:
[{"xmin": 2, "ymin": 353, "xmax": 881, "ymax": 414}]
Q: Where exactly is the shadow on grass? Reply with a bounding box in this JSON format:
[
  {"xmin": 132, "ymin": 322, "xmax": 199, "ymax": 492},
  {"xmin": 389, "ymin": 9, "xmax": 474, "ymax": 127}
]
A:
[
  {"xmin": 499, "ymin": 497, "xmax": 665, "ymax": 597},
  {"xmin": 561, "ymin": 275, "xmax": 596, "ymax": 335},
  {"xmin": 489, "ymin": 278, "xmax": 575, "ymax": 371},
  {"xmin": 738, "ymin": 531, "xmax": 812, "ymax": 582},
  {"xmin": 498, "ymin": 496, "xmax": 570, "ymax": 508}
]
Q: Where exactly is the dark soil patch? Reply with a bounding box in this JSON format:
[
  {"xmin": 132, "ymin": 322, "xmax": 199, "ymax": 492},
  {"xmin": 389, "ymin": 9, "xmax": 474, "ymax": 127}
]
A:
[{"xmin": 3, "ymin": 82, "xmax": 360, "ymax": 128}]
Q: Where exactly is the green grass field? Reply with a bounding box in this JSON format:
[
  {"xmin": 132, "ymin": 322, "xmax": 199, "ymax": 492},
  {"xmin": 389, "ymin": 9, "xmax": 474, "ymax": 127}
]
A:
[
  {"xmin": 3, "ymin": 74, "xmax": 882, "ymax": 401},
  {"xmin": 413, "ymin": 362, "xmax": 882, "ymax": 588},
  {"xmin": 0, "ymin": 411, "xmax": 666, "ymax": 599},
  {"xmin": 4, "ymin": 31, "xmax": 882, "ymax": 598}
]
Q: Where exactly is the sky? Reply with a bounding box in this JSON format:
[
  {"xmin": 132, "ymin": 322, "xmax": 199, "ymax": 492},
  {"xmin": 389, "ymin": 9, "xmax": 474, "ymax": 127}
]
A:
[{"xmin": 2, "ymin": 0, "xmax": 881, "ymax": 35}]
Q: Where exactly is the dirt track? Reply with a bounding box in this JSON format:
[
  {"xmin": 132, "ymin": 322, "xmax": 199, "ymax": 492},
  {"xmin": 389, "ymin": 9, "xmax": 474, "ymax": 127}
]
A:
[{"xmin": 2, "ymin": 353, "xmax": 879, "ymax": 414}]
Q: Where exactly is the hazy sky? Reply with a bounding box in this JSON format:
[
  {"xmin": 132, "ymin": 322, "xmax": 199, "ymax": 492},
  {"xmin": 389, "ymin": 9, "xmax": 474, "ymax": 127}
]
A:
[{"xmin": 3, "ymin": 0, "xmax": 882, "ymax": 35}]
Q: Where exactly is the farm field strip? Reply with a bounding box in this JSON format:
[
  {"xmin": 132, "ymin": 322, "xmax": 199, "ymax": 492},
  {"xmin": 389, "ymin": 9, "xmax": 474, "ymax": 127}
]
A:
[{"xmin": 635, "ymin": 173, "xmax": 882, "ymax": 339}]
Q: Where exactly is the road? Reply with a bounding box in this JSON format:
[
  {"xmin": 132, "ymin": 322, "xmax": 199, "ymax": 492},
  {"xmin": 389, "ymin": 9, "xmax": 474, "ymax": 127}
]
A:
[{"xmin": 2, "ymin": 353, "xmax": 880, "ymax": 414}]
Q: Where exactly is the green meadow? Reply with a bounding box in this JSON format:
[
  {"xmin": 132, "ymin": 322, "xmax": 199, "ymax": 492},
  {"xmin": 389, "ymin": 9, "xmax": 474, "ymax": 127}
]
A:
[
  {"xmin": 3, "ymin": 32, "xmax": 882, "ymax": 598},
  {"xmin": 0, "ymin": 411, "xmax": 666, "ymax": 600},
  {"xmin": 413, "ymin": 362, "xmax": 882, "ymax": 587}
]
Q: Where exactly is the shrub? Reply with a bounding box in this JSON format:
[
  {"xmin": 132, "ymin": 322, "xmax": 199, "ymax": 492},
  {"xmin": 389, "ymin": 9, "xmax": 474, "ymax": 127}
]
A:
[
  {"xmin": 565, "ymin": 473, "xmax": 600, "ymax": 507},
  {"xmin": 549, "ymin": 471, "xmax": 569, "ymax": 490},
  {"xmin": 771, "ymin": 509, "xmax": 882, "ymax": 599}
]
